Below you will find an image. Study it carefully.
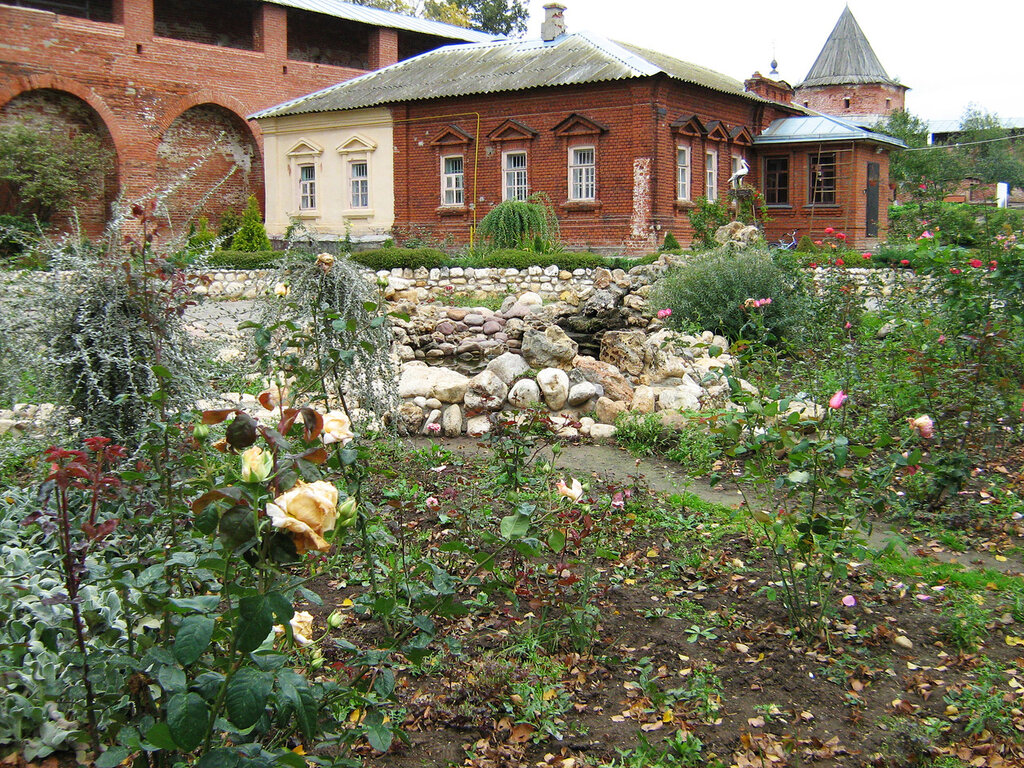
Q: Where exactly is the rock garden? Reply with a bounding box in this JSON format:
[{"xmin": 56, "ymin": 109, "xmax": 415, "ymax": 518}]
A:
[{"xmin": 0, "ymin": 203, "xmax": 1023, "ymax": 768}]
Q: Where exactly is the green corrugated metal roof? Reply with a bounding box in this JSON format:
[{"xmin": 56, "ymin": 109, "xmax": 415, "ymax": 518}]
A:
[
  {"xmin": 798, "ymin": 6, "xmax": 901, "ymax": 88},
  {"xmin": 251, "ymin": 31, "xmax": 771, "ymax": 119}
]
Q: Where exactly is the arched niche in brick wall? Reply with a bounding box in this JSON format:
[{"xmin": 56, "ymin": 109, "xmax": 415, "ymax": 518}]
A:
[
  {"xmin": 154, "ymin": 103, "xmax": 263, "ymax": 235},
  {"xmin": 0, "ymin": 87, "xmax": 119, "ymax": 237}
]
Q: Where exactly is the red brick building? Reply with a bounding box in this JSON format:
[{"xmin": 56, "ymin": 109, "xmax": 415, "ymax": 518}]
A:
[
  {"xmin": 0, "ymin": 0, "xmax": 492, "ymax": 235},
  {"xmin": 256, "ymin": 4, "xmax": 903, "ymax": 252}
]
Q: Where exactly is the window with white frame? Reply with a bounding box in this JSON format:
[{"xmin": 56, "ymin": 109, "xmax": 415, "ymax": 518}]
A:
[
  {"xmin": 299, "ymin": 164, "xmax": 316, "ymax": 210},
  {"xmin": 676, "ymin": 145, "xmax": 691, "ymax": 201},
  {"xmin": 442, "ymin": 155, "xmax": 464, "ymax": 206},
  {"xmin": 568, "ymin": 146, "xmax": 595, "ymax": 201},
  {"xmin": 705, "ymin": 150, "xmax": 718, "ymax": 201},
  {"xmin": 503, "ymin": 151, "xmax": 528, "ymax": 201},
  {"xmin": 349, "ymin": 161, "xmax": 369, "ymax": 208}
]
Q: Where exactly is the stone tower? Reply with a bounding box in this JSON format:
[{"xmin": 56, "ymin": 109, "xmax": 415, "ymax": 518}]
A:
[{"xmin": 794, "ymin": 6, "xmax": 907, "ymax": 125}]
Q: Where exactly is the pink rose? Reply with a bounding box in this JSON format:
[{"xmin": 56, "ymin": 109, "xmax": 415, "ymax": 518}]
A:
[
  {"xmin": 824, "ymin": 227, "xmax": 834, "ymax": 235},
  {"xmin": 829, "ymin": 390, "xmax": 847, "ymax": 409},
  {"xmin": 907, "ymin": 415, "xmax": 934, "ymax": 439},
  {"xmin": 969, "ymin": 258, "xmax": 983, "ymax": 268},
  {"xmin": 657, "ymin": 308, "xmax": 672, "ymax": 319}
]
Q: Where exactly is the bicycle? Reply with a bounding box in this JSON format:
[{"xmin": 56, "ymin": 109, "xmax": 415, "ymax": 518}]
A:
[{"xmin": 773, "ymin": 231, "xmax": 798, "ymax": 250}]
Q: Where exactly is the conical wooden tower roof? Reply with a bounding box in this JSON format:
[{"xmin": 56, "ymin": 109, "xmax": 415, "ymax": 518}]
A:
[{"xmin": 798, "ymin": 6, "xmax": 901, "ymax": 87}]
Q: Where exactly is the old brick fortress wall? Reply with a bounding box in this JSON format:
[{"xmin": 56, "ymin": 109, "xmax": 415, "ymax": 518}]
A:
[
  {"xmin": 392, "ymin": 78, "xmax": 794, "ymax": 254},
  {"xmin": 0, "ymin": 0, "xmax": 453, "ymax": 235}
]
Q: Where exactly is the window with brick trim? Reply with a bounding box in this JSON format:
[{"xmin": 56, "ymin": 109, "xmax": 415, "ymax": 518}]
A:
[
  {"xmin": 299, "ymin": 164, "xmax": 316, "ymax": 210},
  {"xmin": 503, "ymin": 151, "xmax": 528, "ymax": 201},
  {"xmin": 808, "ymin": 152, "xmax": 837, "ymax": 205},
  {"xmin": 676, "ymin": 145, "xmax": 691, "ymax": 201},
  {"xmin": 764, "ymin": 157, "xmax": 789, "ymax": 206},
  {"xmin": 705, "ymin": 150, "xmax": 718, "ymax": 202},
  {"xmin": 568, "ymin": 146, "xmax": 595, "ymax": 201},
  {"xmin": 441, "ymin": 155, "xmax": 464, "ymax": 206},
  {"xmin": 349, "ymin": 160, "xmax": 369, "ymax": 208}
]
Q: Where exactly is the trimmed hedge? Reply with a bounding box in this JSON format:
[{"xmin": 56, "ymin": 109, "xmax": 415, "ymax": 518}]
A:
[
  {"xmin": 204, "ymin": 250, "xmax": 281, "ymax": 269},
  {"xmin": 199, "ymin": 247, "xmax": 660, "ymax": 273},
  {"xmin": 350, "ymin": 247, "xmax": 448, "ymax": 271}
]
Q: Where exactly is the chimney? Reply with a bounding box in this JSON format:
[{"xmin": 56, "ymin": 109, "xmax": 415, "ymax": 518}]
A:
[{"xmin": 541, "ymin": 3, "xmax": 567, "ymax": 42}]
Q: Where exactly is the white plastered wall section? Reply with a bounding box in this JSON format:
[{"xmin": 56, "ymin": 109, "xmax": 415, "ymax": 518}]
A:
[{"xmin": 258, "ymin": 108, "xmax": 394, "ymax": 241}]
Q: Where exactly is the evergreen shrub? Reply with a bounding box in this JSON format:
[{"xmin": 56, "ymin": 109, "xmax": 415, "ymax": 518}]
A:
[
  {"xmin": 652, "ymin": 247, "xmax": 808, "ymax": 343},
  {"xmin": 230, "ymin": 195, "xmax": 272, "ymax": 252}
]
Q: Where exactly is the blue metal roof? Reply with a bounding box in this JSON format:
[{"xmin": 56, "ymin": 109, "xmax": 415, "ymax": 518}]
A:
[{"xmin": 754, "ymin": 114, "xmax": 906, "ymax": 148}]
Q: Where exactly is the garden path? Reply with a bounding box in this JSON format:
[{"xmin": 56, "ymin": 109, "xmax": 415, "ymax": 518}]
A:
[{"xmin": 413, "ymin": 437, "xmax": 1023, "ymax": 577}]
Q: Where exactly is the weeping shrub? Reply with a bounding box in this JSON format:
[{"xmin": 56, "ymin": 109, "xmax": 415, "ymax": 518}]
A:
[
  {"xmin": 651, "ymin": 247, "xmax": 808, "ymax": 344},
  {"xmin": 258, "ymin": 247, "xmax": 398, "ymax": 427},
  {"xmin": 477, "ymin": 194, "xmax": 558, "ymax": 250}
]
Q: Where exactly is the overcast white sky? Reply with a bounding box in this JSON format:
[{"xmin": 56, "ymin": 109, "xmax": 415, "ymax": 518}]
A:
[{"xmin": 524, "ymin": 1, "xmax": 1022, "ymax": 123}]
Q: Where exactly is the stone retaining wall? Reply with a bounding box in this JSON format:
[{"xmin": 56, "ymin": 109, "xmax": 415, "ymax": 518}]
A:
[{"xmin": 189, "ymin": 264, "xmax": 622, "ymax": 302}]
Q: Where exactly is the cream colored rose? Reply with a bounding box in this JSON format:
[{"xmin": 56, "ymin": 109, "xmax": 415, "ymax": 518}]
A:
[
  {"xmin": 289, "ymin": 611, "xmax": 315, "ymax": 646},
  {"xmin": 322, "ymin": 410, "xmax": 354, "ymax": 446},
  {"xmin": 316, "ymin": 252, "xmax": 335, "ymax": 271},
  {"xmin": 274, "ymin": 282, "xmax": 290, "ymax": 297},
  {"xmin": 556, "ymin": 478, "xmax": 584, "ymax": 502},
  {"xmin": 240, "ymin": 446, "xmax": 273, "ymax": 483},
  {"xmin": 273, "ymin": 610, "xmax": 315, "ymax": 647},
  {"xmin": 266, "ymin": 480, "xmax": 339, "ymax": 554}
]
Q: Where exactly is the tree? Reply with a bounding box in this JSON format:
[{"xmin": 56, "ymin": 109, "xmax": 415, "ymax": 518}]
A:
[
  {"xmin": 230, "ymin": 195, "xmax": 272, "ymax": 252},
  {"xmin": 957, "ymin": 107, "xmax": 1024, "ymax": 191},
  {"xmin": 874, "ymin": 110, "xmax": 965, "ymax": 201},
  {"xmin": 0, "ymin": 122, "xmax": 110, "ymax": 222},
  {"xmin": 352, "ymin": 0, "xmax": 527, "ymax": 36}
]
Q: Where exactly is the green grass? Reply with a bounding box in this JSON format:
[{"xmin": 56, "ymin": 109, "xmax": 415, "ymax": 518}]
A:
[{"xmin": 874, "ymin": 553, "xmax": 1024, "ymax": 593}]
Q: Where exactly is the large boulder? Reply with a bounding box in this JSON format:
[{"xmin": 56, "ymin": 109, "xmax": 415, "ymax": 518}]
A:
[
  {"xmin": 536, "ymin": 368, "xmax": 570, "ymax": 410},
  {"xmin": 442, "ymin": 404, "xmax": 464, "ymax": 436},
  {"xmin": 486, "ymin": 351, "xmax": 531, "ymax": 385},
  {"xmin": 567, "ymin": 381, "xmax": 599, "ymax": 407},
  {"xmin": 463, "ymin": 370, "xmax": 509, "ymax": 411},
  {"xmin": 600, "ymin": 329, "xmax": 657, "ymax": 378},
  {"xmin": 595, "ymin": 396, "xmax": 627, "ymax": 425},
  {"xmin": 658, "ymin": 386, "xmax": 701, "ymax": 413},
  {"xmin": 507, "ymin": 379, "xmax": 542, "ymax": 409},
  {"xmin": 572, "ymin": 356, "xmax": 634, "ymax": 405},
  {"xmin": 398, "ymin": 365, "xmax": 470, "ymax": 403},
  {"xmin": 522, "ymin": 326, "xmax": 578, "ymax": 370},
  {"xmin": 630, "ymin": 385, "xmax": 656, "ymax": 414}
]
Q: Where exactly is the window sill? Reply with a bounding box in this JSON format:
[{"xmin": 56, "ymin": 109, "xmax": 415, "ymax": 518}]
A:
[
  {"xmin": 342, "ymin": 210, "xmax": 374, "ymax": 219},
  {"xmin": 673, "ymin": 200, "xmax": 696, "ymax": 211},
  {"xmin": 803, "ymin": 204, "xmax": 839, "ymax": 210},
  {"xmin": 561, "ymin": 200, "xmax": 601, "ymax": 212},
  {"xmin": 437, "ymin": 205, "xmax": 469, "ymax": 217},
  {"xmin": 295, "ymin": 212, "xmax": 319, "ymax": 220},
  {"xmin": 765, "ymin": 204, "xmax": 792, "ymax": 209}
]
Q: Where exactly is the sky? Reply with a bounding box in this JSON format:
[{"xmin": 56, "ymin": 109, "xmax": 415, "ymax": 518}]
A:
[{"xmin": 523, "ymin": 1, "xmax": 1023, "ymax": 123}]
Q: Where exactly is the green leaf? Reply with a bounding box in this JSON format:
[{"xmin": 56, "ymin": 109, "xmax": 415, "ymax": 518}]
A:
[
  {"xmin": 500, "ymin": 511, "xmax": 531, "ymax": 539},
  {"xmin": 167, "ymin": 692, "xmax": 209, "ymax": 751},
  {"xmin": 174, "ymin": 615, "xmax": 216, "ymax": 666},
  {"xmin": 157, "ymin": 664, "xmax": 186, "ymax": 694},
  {"xmin": 546, "ymin": 528, "xmax": 566, "ymax": 552},
  {"xmin": 143, "ymin": 722, "xmax": 178, "ymax": 751},
  {"xmin": 225, "ymin": 668, "xmax": 272, "ymax": 729},
  {"xmin": 363, "ymin": 710, "xmax": 393, "ymax": 752},
  {"xmin": 95, "ymin": 747, "xmax": 130, "ymax": 767},
  {"xmin": 235, "ymin": 595, "xmax": 274, "ymax": 654},
  {"xmin": 374, "ymin": 667, "xmax": 396, "ymax": 698},
  {"xmin": 167, "ymin": 595, "xmax": 222, "ymax": 613},
  {"xmin": 196, "ymin": 749, "xmax": 241, "ymax": 768},
  {"xmin": 271, "ymin": 753, "xmax": 307, "ymax": 768},
  {"xmin": 151, "ymin": 364, "xmax": 172, "ymax": 380},
  {"xmin": 276, "ymin": 671, "xmax": 316, "ymax": 740}
]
